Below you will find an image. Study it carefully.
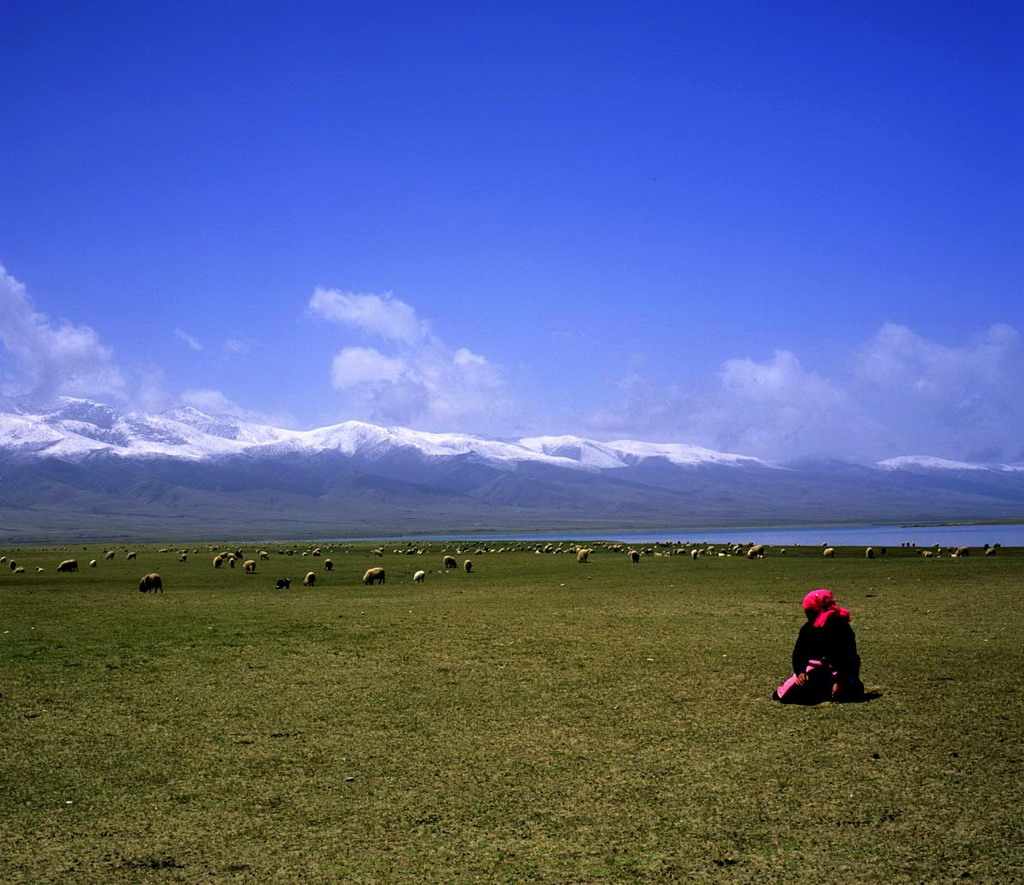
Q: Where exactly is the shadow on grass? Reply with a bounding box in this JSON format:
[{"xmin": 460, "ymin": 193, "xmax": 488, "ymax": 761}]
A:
[
  {"xmin": 836, "ymin": 690, "xmax": 884, "ymax": 704},
  {"xmin": 772, "ymin": 691, "xmax": 884, "ymax": 706}
]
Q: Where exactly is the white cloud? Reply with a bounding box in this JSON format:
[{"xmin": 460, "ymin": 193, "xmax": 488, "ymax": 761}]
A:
[
  {"xmin": 0, "ymin": 264, "xmax": 125, "ymax": 403},
  {"xmin": 849, "ymin": 322, "xmax": 1024, "ymax": 461},
  {"xmin": 331, "ymin": 347, "xmax": 406, "ymax": 387},
  {"xmin": 308, "ymin": 288, "xmax": 429, "ymax": 343},
  {"xmin": 588, "ymin": 324, "xmax": 1024, "ymax": 463},
  {"xmin": 174, "ymin": 327, "xmax": 202, "ymax": 351},
  {"xmin": 180, "ymin": 388, "xmax": 295, "ymax": 428},
  {"xmin": 223, "ymin": 337, "xmax": 251, "ymax": 355},
  {"xmin": 308, "ymin": 288, "xmax": 512, "ymax": 432}
]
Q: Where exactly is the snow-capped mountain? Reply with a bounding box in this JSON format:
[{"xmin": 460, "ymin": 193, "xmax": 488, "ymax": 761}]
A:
[
  {"xmin": 0, "ymin": 399, "xmax": 1021, "ymax": 542},
  {"xmin": 0, "ymin": 398, "xmax": 767, "ymax": 471}
]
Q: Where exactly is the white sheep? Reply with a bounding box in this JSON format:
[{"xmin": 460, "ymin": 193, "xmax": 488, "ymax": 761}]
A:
[{"xmin": 413, "ymin": 569, "xmax": 426, "ymax": 583}]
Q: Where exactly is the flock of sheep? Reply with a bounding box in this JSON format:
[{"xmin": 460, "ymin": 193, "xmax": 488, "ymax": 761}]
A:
[{"xmin": 0, "ymin": 538, "xmax": 1000, "ymax": 597}]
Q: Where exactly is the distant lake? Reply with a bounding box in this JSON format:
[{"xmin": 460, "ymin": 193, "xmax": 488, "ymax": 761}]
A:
[{"xmin": 337, "ymin": 523, "xmax": 1024, "ymax": 547}]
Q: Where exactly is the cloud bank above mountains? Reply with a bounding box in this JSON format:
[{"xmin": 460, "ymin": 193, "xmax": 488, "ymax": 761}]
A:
[{"xmin": 1, "ymin": 263, "xmax": 1021, "ymax": 465}]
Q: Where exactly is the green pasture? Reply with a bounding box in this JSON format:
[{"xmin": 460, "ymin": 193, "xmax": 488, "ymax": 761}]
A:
[{"xmin": 1, "ymin": 541, "xmax": 1021, "ymax": 883}]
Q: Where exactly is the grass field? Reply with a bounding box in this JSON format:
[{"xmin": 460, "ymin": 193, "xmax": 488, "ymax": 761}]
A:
[{"xmin": 2, "ymin": 540, "xmax": 1021, "ymax": 883}]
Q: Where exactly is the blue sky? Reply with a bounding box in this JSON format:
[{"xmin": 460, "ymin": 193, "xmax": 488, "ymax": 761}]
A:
[{"xmin": 2, "ymin": 1, "xmax": 1022, "ymax": 462}]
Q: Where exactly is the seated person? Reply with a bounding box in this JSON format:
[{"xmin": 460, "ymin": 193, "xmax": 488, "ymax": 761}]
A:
[{"xmin": 773, "ymin": 588, "xmax": 864, "ymax": 704}]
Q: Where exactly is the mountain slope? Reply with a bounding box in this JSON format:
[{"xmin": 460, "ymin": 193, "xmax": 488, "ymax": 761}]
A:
[{"xmin": 0, "ymin": 399, "xmax": 1021, "ymax": 541}]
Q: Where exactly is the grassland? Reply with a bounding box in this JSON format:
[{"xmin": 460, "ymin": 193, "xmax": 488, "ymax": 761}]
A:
[{"xmin": 1, "ymin": 540, "xmax": 1021, "ymax": 883}]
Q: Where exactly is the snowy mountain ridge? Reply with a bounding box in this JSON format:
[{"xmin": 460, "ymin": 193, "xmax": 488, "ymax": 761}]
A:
[
  {"xmin": 0, "ymin": 398, "xmax": 765, "ymax": 471},
  {"xmin": 0, "ymin": 398, "xmax": 1020, "ymax": 473}
]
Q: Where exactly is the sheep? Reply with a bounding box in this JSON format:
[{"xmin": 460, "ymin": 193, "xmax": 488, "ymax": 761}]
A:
[
  {"xmin": 954, "ymin": 546, "xmax": 971, "ymax": 557},
  {"xmin": 690, "ymin": 549, "xmax": 698, "ymax": 560},
  {"xmin": 985, "ymin": 546, "xmax": 997, "ymax": 556},
  {"xmin": 89, "ymin": 560, "xmax": 98, "ymax": 568},
  {"xmin": 243, "ymin": 559, "xmax": 257, "ymax": 574},
  {"xmin": 104, "ymin": 550, "xmax": 115, "ymax": 560},
  {"xmin": 463, "ymin": 559, "xmax": 473, "ymax": 573},
  {"xmin": 138, "ymin": 573, "xmax": 163, "ymax": 593},
  {"xmin": 921, "ymin": 550, "xmax": 935, "ymax": 558},
  {"xmin": 865, "ymin": 547, "xmax": 875, "ymax": 559},
  {"xmin": 259, "ymin": 551, "xmax": 270, "ymax": 560},
  {"xmin": 629, "ymin": 550, "xmax": 640, "ymax": 563},
  {"xmin": 228, "ymin": 556, "xmax": 236, "ymax": 568},
  {"xmin": 179, "ymin": 553, "xmax": 188, "ymax": 562},
  {"xmin": 324, "ymin": 559, "xmax": 333, "ymax": 572},
  {"xmin": 275, "ymin": 578, "xmax": 291, "ymax": 589},
  {"xmin": 57, "ymin": 559, "xmax": 79, "ymax": 573},
  {"xmin": 576, "ymin": 548, "xmax": 591, "ymax": 563},
  {"xmin": 126, "ymin": 552, "xmax": 137, "ymax": 560},
  {"xmin": 413, "ymin": 569, "xmax": 426, "ymax": 583},
  {"xmin": 9, "ymin": 560, "xmax": 17, "ymax": 571},
  {"xmin": 13, "ymin": 566, "xmax": 25, "ymax": 574},
  {"xmin": 213, "ymin": 554, "xmax": 224, "ymax": 568},
  {"xmin": 746, "ymin": 545, "xmax": 765, "ymax": 560},
  {"xmin": 303, "ymin": 571, "xmax": 316, "ymax": 586},
  {"xmin": 822, "ymin": 547, "xmax": 835, "ymax": 558},
  {"xmin": 36, "ymin": 567, "xmax": 45, "ymax": 573},
  {"xmin": 363, "ymin": 567, "xmax": 386, "ymax": 585},
  {"xmin": 443, "ymin": 555, "xmax": 458, "ymax": 569}
]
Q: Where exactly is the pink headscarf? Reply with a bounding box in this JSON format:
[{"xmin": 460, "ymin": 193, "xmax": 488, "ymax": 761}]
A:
[{"xmin": 802, "ymin": 588, "xmax": 850, "ymax": 628}]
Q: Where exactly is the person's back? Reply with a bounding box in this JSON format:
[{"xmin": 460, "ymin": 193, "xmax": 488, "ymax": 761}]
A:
[{"xmin": 774, "ymin": 588, "xmax": 864, "ymax": 704}]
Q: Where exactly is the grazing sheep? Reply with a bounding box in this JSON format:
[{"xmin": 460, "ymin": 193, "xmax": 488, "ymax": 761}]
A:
[
  {"xmin": 13, "ymin": 566, "xmax": 25, "ymax": 573},
  {"xmin": 865, "ymin": 547, "xmax": 875, "ymax": 559},
  {"xmin": 36, "ymin": 567, "xmax": 45, "ymax": 572},
  {"xmin": 213, "ymin": 555, "xmax": 224, "ymax": 568},
  {"xmin": 105, "ymin": 550, "xmax": 115, "ymax": 560},
  {"xmin": 413, "ymin": 569, "xmax": 426, "ymax": 583},
  {"xmin": 443, "ymin": 555, "xmax": 458, "ymax": 569},
  {"xmin": 275, "ymin": 578, "xmax": 291, "ymax": 589},
  {"xmin": 363, "ymin": 567, "xmax": 386, "ymax": 585},
  {"xmin": 746, "ymin": 545, "xmax": 765, "ymax": 560},
  {"xmin": 57, "ymin": 559, "xmax": 79, "ymax": 573},
  {"xmin": 985, "ymin": 546, "xmax": 997, "ymax": 556},
  {"xmin": 324, "ymin": 559, "xmax": 333, "ymax": 571},
  {"xmin": 921, "ymin": 550, "xmax": 935, "ymax": 558},
  {"xmin": 690, "ymin": 549, "xmax": 699, "ymax": 560},
  {"xmin": 823, "ymin": 547, "xmax": 836, "ymax": 558},
  {"xmin": 576, "ymin": 548, "xmax": 590, "ymax": 563},
  {"xmin": 259, "ymin": 551, "xmax": 270, "ymax": 560},
  {"xmin": 138, "ymin": 573, "xmax": 163, "ymax": 593},
  {"xmin": 89, "ymin": 560, "xmax": 97, "ymax": 568},
  {"xmin": 303, "ymin": 571, "xmax": 316, "ymax": 586},
  {"xmin": 179, "ymin": 553, "xmax": 188, "ymax": 562},
  {"xmin": 954, "ymin": 546, "xmax": 971, "ymax": 557},
  {"xmin": 9, "ymin": 560, "xmax": 17, "ymax": 571},
  {"xmin": 463, "ymin": 559, "xmax": 473, "ymax": 573},
  {"xmin": 629, "ymin": 550, "xmax": 640, "ymax": 563},
  {"xmin": 228, "ymin": 556, "xmax": 236, "ymax": 568},
  {"xmin": 243, "ymin": 559, "xmax": 257, "ymax": 574},
  {"xmin": 126, "ymin": 552, "xmax": 137, "ymax": 560}
]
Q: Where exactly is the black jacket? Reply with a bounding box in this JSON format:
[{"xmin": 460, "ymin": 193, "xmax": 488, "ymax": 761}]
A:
[{"xmin": 792, "ymin": 615, "xmax": 860, "ymax": 682}]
